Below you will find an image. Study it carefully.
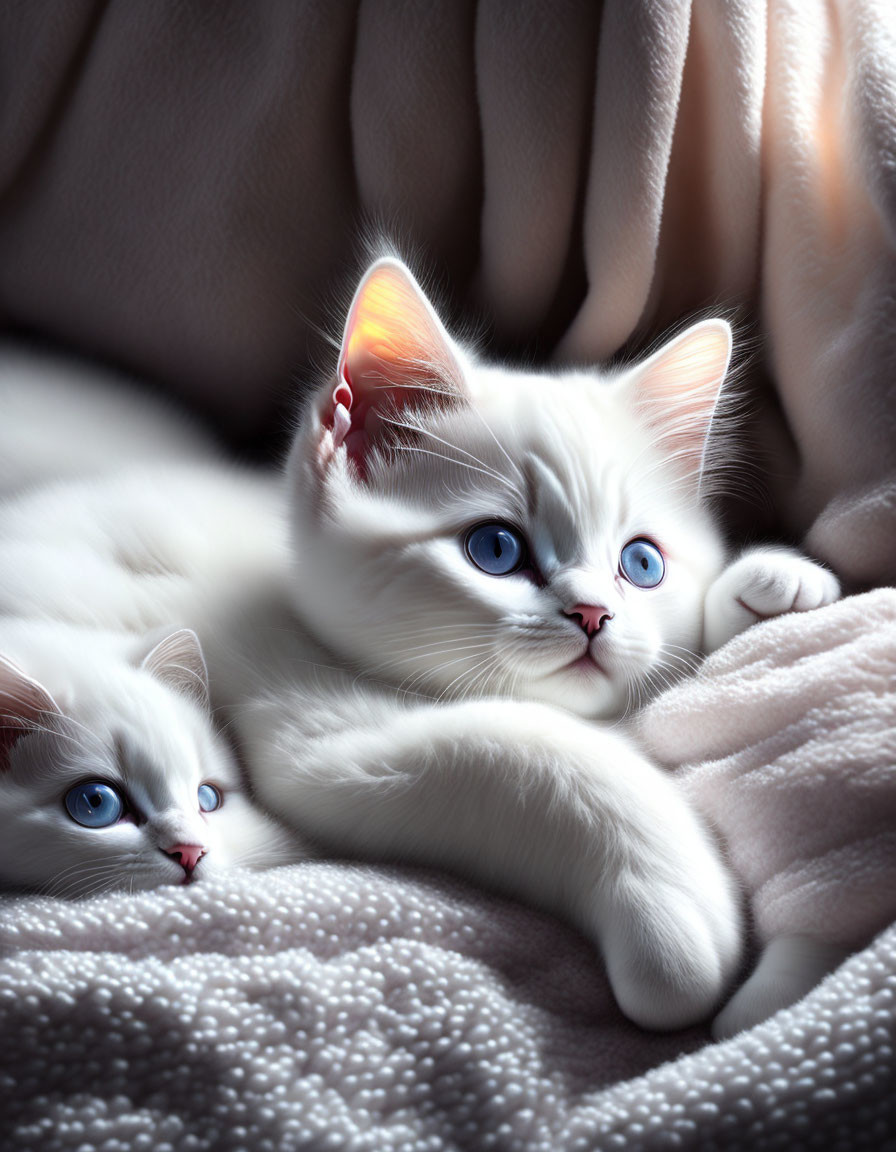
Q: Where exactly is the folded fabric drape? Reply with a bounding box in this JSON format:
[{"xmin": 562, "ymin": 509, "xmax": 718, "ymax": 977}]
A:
[{"xmin": 1, "ymin": 1, "xmax": 893, "ymax": 587}]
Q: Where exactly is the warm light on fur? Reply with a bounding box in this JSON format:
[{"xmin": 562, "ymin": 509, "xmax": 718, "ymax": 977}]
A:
[
  {"xmin": 295, "ymin": 259, "xmax": 732, "ymax": 719},
  {"xmin": 340, "ymin": 258, "xmax": 462, "ymax": 385}
]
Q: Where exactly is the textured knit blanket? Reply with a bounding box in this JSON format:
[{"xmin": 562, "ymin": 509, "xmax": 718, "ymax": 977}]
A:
[{"xmin": 2, "ymin": 870, "xmax": 894, "ymax": 1152}]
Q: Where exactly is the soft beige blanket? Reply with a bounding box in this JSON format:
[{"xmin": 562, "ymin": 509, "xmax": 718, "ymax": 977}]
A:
[
  {"xmin": 1, "ymin": 2, "xmax": 894, "ymax": 592},
  {"xmin": 1, "ymin": 2, "xmax": 895, "ymax": 1146},
  {"xmin": 642, "ymin": 590, "xmax": 896, "ymax": 954}
]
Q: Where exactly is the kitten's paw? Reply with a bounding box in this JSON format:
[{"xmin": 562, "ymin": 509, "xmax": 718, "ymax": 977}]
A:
[
  {"xmin": 712, "ymin": 935, "xmax": 851, "ymax": 1039},
  {"xmin": 599, "ymin": 866, "xmax": 744, "ymax": 1031},
  {"xmin": 704, "ymin": 547, "xmax": 840, "ymax": 652}
]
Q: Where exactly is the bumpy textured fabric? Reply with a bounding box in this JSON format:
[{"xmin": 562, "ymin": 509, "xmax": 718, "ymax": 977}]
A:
[
  {"xmin": 1, "ymin": 596, "xmax": 895, "ymax": 1149},
  {"xmin": 2, "ymin": 862, "xmax": 895, "ymax": 1152}
]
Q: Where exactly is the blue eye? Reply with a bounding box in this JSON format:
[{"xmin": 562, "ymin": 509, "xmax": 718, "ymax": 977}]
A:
[
  {"xmin": 64, "ymin": 782, "xmax": 124, "ymax": 828},
  {"xmin": 464, "ymin": 523, "xmax": 526, "ymax": 576},
  {"xmin": 198, "ymin": 783, "xmax": 222, "ymax": 813},
  {"xmin": 620, "ymin": 539, "xmax": 665, "ymax": 588}
]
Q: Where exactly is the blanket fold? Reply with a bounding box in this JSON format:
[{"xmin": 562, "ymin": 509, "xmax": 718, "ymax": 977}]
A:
[{"xmin": 639, "ymin": 590, "xmax": 896, "ymax": 950}]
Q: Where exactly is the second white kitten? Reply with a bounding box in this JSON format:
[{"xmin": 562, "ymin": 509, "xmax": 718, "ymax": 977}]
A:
[
  {"xmin": 0, "ymin": 352, "xmax": 305, "ymax": 897},
  {"xmin": 0, "ymin": 618, "xmax": 302, "ymax": 897}
]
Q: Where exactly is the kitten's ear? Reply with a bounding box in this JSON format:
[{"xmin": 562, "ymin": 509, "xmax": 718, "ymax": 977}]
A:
[
  {"xmin": 0, "ymin": 655, "xmax": 64, "ymax": 760},
  {"xmin": 139, "ymin": 628, "xmax": 210, "ymax": 711},
  {"xmin": 319, "ymin": 258, "xmax": 468, "ymax": 478},
  {"xmin": 629, "ymin": 319, "xmax": 732, "ymax": 486}
]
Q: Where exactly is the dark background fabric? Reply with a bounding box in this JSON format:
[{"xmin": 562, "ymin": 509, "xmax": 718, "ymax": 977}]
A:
[{"xmin": 2, "ymin": 1, "xmax": 894, "ymax": 590}]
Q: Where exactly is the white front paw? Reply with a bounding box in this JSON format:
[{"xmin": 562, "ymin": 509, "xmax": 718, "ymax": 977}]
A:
[
  {"xmin": 704, "ymin": 547, "xmax": 840, "ymax": 653},
  {"xmin": 598, "ymin": 859, "xmax": 744, "ymax": 1031}
]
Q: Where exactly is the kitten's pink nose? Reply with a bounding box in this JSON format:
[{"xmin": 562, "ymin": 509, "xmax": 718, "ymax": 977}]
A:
[
  {"xmin": 165, "ymin": 843, "xmax": 207, "ymax": 877},
  {"xmin": 566, "ymin": 604, "xmax": 612, "ymax": 636}
]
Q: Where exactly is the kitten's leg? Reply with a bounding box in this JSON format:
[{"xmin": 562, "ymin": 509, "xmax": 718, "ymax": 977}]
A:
[
  {"xmin": 240, "ymin": 692, "xmax": 743, "ymax": 1030},
  {"xmin": 703, "ymin": 546, "xmax": 840, "ymax": 653},
  {"xmin": 712, "ymin": 935, "xmax": 852, "ymax": 1038}
]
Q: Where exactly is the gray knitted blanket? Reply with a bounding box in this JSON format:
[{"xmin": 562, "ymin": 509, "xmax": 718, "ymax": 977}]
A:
[{"xmin": 2, "ymin": 862, "xmax": 894, "ymax": 1151}]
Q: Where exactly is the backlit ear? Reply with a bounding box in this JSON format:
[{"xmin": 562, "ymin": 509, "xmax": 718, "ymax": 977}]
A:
[
  {"xmin": 630, "ymin": 319, "xmax": 732, "ymax": 486},
  {"xmin": 139, "ymin": 628, "xmax": 210, "ymax": 711},
  {"xmin": 0, "ymin": 655, "xmax": 64, "ymax": 760},
  {"xmin": 320, "ymin": 259, "xmax": 467, "ymax": 478}
]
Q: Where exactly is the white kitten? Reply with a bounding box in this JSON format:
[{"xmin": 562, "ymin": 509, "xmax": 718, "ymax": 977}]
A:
[
  {"xmin": 704, "ymin": 545, "xmax": 840, "ymax": 652},
  {"xmin": 0, "ymin": 264, "xmax": 838, "ymax": 1029},
  {"xmin": 0, "ymin": 350, "xmax": 303, "ymax": 897},
  {"xmin": 256, "ymin": 257, "xmax": 839, "ymax": 1029},
  {"xmin": 0, "ymin": 618, "xmax": 302, "ymax": 897}
]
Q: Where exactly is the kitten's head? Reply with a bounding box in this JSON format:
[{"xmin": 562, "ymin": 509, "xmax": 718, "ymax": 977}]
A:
[
  {"xmin": 287, "ymin": 259, "xmax": 732, "ymax": 719},
  {"xmin": 0, "ymin": 626, "xmax": 301, "ymax": 897}
]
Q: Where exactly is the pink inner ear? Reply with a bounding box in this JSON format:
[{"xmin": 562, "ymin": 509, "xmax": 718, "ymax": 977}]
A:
[
  {"xmin": 328, "ymin": 368, "xmax": 373, "ymax": 477},
  {"xmin": 333, "ymin": 381, "xmax": 352, "ymax": 411},
  {"xmin": 319, "ymin": 259, "xmax": 468, "ymax": 482},
  {"xmin": 331, "ymin": 383, "xmax": 353, "ymax": 448},
  {"xmin": 326, "ymin": 362, "xmax": 419, "ymax": 481},
  {"xmin": 0, "ymin": 660, "xmax": 64, "ymax": 764}
]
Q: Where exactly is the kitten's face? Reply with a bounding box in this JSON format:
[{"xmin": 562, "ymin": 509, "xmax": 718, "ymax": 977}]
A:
[
  {"xmin": 288, "ymin": 260, "xmax": 730, "ymax": 719},
  {"xmin": 0, "ymin": 631, "xmax": 300, "ymax": 897}
]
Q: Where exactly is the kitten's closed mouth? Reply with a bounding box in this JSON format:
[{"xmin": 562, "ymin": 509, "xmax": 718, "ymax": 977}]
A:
[{"xmin": 565, "ymin": 651, "xmax": 607, "ymax": 677}]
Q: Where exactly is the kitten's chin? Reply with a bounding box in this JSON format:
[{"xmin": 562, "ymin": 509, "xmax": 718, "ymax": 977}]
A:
[{"xmin": 525, "ymin": 666, "xmax": 628, "ymax": 720}]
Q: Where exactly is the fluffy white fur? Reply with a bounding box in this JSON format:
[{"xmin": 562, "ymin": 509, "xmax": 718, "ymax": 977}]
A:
[
  {"xmin": 257, "ymin": 259, "xmax": 834, "ymax": 1028},
  {"xmin": 0, "ymin": 264, "xmax": 840, "ymax": 1029},
  {"xmin": 0, "ymin": 460, "xmax": 289, "ymax": 635},
  {"xmin": 0, "ymin": 618, "xmax": 301, "ymax": 897},
  {"xmin": 0, "ymin": 344, "xmax": 218, "ymax": 495}
]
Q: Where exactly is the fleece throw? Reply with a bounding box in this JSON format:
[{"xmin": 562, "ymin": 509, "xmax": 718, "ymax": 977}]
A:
[{"xmin": 639, "ymin": 590, "xmax": 896, "ymax": 956}]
